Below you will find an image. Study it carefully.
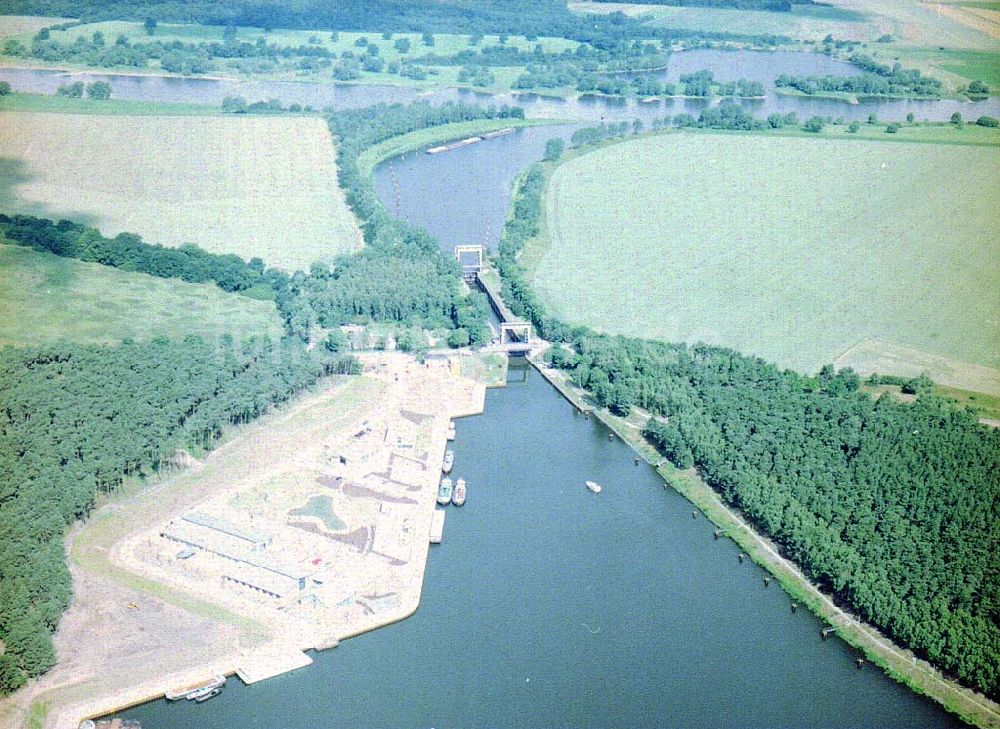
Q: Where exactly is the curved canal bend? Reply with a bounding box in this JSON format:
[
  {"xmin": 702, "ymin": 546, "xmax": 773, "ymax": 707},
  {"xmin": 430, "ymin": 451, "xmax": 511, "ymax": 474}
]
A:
[{"xmin": 96, "ymin": 49, "xmax": 975, "ymax": 727}]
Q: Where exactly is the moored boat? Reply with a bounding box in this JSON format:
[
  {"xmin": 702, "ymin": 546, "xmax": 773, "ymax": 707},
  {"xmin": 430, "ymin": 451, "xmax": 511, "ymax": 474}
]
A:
[
  {"xmin": 586, "ymin": 480, "xmax": 602, "ymax": 494},
  {"xmin": 194, "ymin": 687, "xmax": 222, "ymax": 703},
  {"xmin": 452, "ymin": 478, "xmax": 467, "ymax": 506},
  {"xmin": 437, "ymin": 477, "xmax": 453, "ymax": 505},
  {"xmin": 165, "ymin": 675, "xmax": 225, "ymax": 701},
  {"xmin": 447, "ymin": 421, "xmax": 456, "ymax": 440},
  {"xmin": 442, "ymin": 449, "xmax": 454, "ymax": 473}
]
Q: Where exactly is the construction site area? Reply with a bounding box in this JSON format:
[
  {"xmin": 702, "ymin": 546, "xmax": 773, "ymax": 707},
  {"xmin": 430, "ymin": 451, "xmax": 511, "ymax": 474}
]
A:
[
  {"xmin": 14, "ymin": 352, "xmax": 488, "ymax": 729},
  {"xmin": 120, "ymin": 350, "xmax": 487, "ymax": 654}
]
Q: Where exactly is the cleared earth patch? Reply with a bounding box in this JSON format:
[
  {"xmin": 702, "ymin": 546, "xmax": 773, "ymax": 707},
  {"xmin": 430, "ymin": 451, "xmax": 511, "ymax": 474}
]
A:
[
  {"xmin": 531, "ymin": 132, "xmax": 1000, "ymax": 376},
  {"xmin": 0, "ymin": 112, "xmax": 359, "ymax": 271}
]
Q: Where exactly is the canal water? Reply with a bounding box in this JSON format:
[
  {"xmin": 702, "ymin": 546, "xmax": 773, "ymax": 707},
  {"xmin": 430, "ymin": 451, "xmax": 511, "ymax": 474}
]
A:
[
  {"xmin": 374, "ymin": 125, "xmax": 578, "ymax": 249},
  {"xmin": 119, "ymin": 365, "xmax": 961, "ymax": 727}
]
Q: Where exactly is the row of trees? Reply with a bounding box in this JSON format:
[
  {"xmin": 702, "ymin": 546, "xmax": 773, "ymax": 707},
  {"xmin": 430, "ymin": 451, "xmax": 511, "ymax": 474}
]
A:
[
  {"xmin": 55, "ymin": 80, "xmax": 110, "ymax": 99},
  {"xmin": 776, "ymin": 55, "xmax": 944, "ymax": 98},
  {"xmin": 493, "ymin": 129, "xmax": 999, "ymax": 699},
  {"xmin": 221, "ymin": 95, "xmax": 315, "ymax": 113},
  {"xmin": 271, "ymin": 102, "xmax": 517, "ymax": 343},
  {"xmin": 0, "ymin": 336, "xmax": 358, "ymax": 693},
  {"xmin": 0, "ymin": 214, "xmax": 282, "ymax": 297}
]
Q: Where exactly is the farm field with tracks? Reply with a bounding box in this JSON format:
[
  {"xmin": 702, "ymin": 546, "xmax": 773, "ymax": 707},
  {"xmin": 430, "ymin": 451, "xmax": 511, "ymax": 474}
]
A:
[
  {"xmin": 0, "ymin": 112, "xmax": 359, "ymax": 271},
  {"xmin": 529, "ymin": 131, "xmax": 1000, "ymax": 380}
]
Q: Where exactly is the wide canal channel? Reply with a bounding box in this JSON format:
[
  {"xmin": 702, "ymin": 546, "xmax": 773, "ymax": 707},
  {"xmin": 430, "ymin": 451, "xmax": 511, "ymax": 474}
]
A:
[{"xmin": 119, "ymin": 365, "xmax": 961, "ymax": 727}]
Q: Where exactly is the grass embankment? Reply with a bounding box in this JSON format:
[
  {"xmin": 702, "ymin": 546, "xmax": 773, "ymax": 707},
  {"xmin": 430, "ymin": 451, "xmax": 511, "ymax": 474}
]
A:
[
  {"xmin": 0, "ymin": 242, "xmax": 285, "ymax": 346},
  {"xmin": 0, "ymin": 91, "xmax": 218, "ymax": 116},
  {"xmin": 0, "ymin": 112, "xmax": 359, "ymax": 271},
  {"xmin": 527, "ymin": 127, "xmax": 1000, "ymax": 376},
  {"xmin": 530, "ymin": 358, "xmax": 1000, "ymax": 728},
  {"xmin": 357, "ymin": 117, "xmax": 556, "ymax": 175}
]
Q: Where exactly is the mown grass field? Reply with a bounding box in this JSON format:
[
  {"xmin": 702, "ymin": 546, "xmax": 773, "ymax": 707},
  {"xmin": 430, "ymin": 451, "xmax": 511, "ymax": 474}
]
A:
[
  {"xmin": 0, "ymin": 242, "xmax": 285, "ymax": 346},
  {"xmin": 0, "ymin": 112, "xmax": 359, "ymax": 271},
  {"xmin": 0, "ymin": 15, "xmax": 73, "ymax": 39},
  {"xmin": 0, "ymin": 91, "xmax": 220, "ymax": 116},
  {"xmin": 529, "ymin": 131, "xmax": 1000, "ymax": 376},
  {"xmin": 570, "ymin": 2, "xmax": 871, "ymax": 41}
]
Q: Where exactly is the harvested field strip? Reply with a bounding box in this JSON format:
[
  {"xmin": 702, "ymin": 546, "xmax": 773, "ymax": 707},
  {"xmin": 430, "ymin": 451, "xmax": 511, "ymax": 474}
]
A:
[
  {"xmin": 0, "ymin": 112, "xmax": 360, "ymax": 271},
  {"xmin": 834, "ymin": 338, "xmax": 1000, "ymax": 396}
]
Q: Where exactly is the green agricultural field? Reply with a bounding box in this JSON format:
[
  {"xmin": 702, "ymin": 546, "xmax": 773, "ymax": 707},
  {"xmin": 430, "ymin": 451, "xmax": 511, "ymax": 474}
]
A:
[
  {"xmin": 823, "ymin": 0, "xmax": 999, "ymax": 49},
  {"xmin": 0, "ymin": 112, "xmax": 359, "ymax": 271},
  {"xmin": 0, "ymin": 15, "xmax": 73, "ymax": 40},
  {"xmin": 0, "ymin": 242, "xmax": 284, "ymax": 346},
  {"xmin": 530, "ymin": 131, "xmax": 1000, "ymax": 377},
  {"xmin": 570, "ymin": 2, "xmax": 871, "ymax": 41},
  {"xmin": 0, "ymin": 91, "xmax": 219, "ymax": 116},
  {"xmin": 38, "ymin": 20, "xmax": 578, "ymax": 66}
]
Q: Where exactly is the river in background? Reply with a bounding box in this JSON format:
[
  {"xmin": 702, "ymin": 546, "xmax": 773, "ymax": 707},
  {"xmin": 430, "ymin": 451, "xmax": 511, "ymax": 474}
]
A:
[
  {"xmin": 118, "ymin": 366, "xmax": 961, "ymax": 728},
  {"xmin": 3, "ymin": 48, "xmax": 998, "ymax": 123}
]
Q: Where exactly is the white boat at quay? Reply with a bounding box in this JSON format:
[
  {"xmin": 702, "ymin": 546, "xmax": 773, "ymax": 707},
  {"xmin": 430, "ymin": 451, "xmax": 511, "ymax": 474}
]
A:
[
  {"xmin": 437, "ymin": 477, "xmax": 453, "ymax": 505},
  {"xmin": 442, "ymin": 449, "xmax": 454, "ymax": 473},
  {"xmin": 447, "ymin": 421, "xmax": 456, "ymax": 441},
  {"xmin": 452, "ymin": 478, "xmax": 467, "ymax": 506},
  {"xmin": 586, "ymin": 480, "xmax": 602, "ymax": 494}
]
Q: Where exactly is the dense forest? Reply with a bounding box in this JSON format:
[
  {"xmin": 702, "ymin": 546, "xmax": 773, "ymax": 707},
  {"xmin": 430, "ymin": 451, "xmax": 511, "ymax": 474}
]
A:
[
  {"xmin": 280, "ymin": 100, "xmax": 520, "ymax": 345},
  {"xmin": 0, "ymin": 337, "xmax": 358, "ymax": 692},
  {"xmin": 495, "ymin": 137, "xmax": 1000, "ymax": 699},
  {"xmin": 0, "ymin": 100, "xmax": 529, "ymax": 693},
  {"xmin": 0, "ymin": 213, "xmax": 283, "ymax": 298}
]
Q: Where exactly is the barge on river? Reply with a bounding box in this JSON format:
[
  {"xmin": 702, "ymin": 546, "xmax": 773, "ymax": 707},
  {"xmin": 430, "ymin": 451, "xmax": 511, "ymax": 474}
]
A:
[{"xmin": 426, "ymin": 128, "xmax": 513, "ymax": 155}]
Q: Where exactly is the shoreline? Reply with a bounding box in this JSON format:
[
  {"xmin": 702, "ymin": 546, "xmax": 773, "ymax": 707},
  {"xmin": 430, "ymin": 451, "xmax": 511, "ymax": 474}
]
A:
[
  {"xmin": 527, "ymin": 355, "xmax": 1000, "ymax": 728},
  {"xmin": 6, "ymin": 355, "xmax": 489, "ymax": 729}
]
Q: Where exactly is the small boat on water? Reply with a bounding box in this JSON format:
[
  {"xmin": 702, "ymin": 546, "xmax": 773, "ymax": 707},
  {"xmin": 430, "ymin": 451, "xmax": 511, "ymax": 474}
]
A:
[
  {"xmin": 447, "ymin": 421, "xmax": 456, "ymax": 441},
  {"xmin": 586, "ymin": 480, "xmax": 602, "ymax": 494},
  {"xmin": 437, "ymin": 477, "xmax": 453, "ymax": 505},
  {"xmin": 165, "ymin": 675, "xmax": 225, "ymax": 701},
  {"xmin": 194, "ymin": 687, "xmax": 222, "ymax": 703},
  {"xmin": 452, "ymin": 478, "xmax": 467, "ymax": 506},
  {"xmin": 442, "ymin": 449, "xmax": 454, "ymax": 474}
]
